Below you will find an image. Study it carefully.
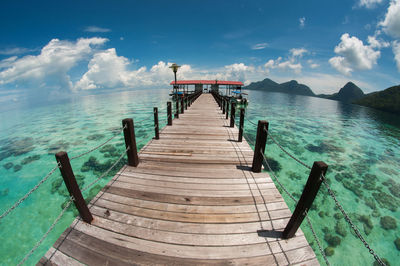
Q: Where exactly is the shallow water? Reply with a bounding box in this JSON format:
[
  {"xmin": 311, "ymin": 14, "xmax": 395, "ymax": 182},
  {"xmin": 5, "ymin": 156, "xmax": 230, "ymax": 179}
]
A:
[{"xmin": 0, "ymin": 88, "xmax": 399, "ymax": 265}]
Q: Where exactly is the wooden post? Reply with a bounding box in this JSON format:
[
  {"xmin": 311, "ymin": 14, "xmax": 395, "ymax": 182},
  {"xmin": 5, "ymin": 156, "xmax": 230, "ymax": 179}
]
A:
[
  {"xmin": 122, "ymin": 118, "xmax": 139, "ymax": 167},
  {"xmin": 55, "ymin": 152, "xmax": 93, "ymax": 224},
  {"xmin": 184, "ymin": 97, "xmax": 188, "ymax": 110},
  {"xmin": 181, "ymin": 98, "xmax": 184, "ymax": 114},
  {"xmin": 251, "ymin": 120, "xmax": 268, "ymax": 173},
  {"xmin": 226, "ymin": 100, "xmax": 229, "ymax": 119},
  {"xmin": 230, "ymin": 102, "xmax": 236, "ymax": 127},
  {"xmin": 167, "ymin": 101, "xmax": 172, "ymax": 125},
  {"xmin": 153, "ymin": 107, "xmax": 159, "ymax": 139},
  {"xmin": 222, "ymin": 98, "xmax": 226, "ymax": 114},
  {"xmin": 282, "ymin": 161, "xmax": 328, "ymax": 239},
  {"xmin": 175, "ymin": 100, "xmax": 179, "ymax": 119},
  {"xmin": 238, "ymin": 108, "xmax": 245, "ymax": 142}
]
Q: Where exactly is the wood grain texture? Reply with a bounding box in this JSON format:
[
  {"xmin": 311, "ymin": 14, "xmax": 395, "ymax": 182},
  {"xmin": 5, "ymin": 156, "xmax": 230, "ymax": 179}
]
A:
[{"xmin": 42, "ymin": 93, "xmax": 318, "ymax": 265}]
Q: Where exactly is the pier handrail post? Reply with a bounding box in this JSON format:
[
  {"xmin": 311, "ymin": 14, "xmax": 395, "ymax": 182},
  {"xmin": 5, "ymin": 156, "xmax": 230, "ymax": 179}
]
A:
[
  {"xmin": 282, "ymin": 161, "xmax": 328, "ymax": 239},
  {"xmin": 55, "ymin": 151, "xmax": 93, "ymax": 224},
  {"xmin": 225, "ymin": 100, "xmax": 230, "ymax": 119},
  {"xmin": 238, "ymin": 108, "xmax": 245, "ymax": 142},
  {"xmin": 222, "ymin": 98, "xmax": 226, "ymax": 114},
  {"xmin": 122, "ymin": 118, "xmax": 139, "ymax": 167},
  {"xmin": 175, "ymin": 99, "xmax": 179, "ymax": 119},
  {"xmin": 167, "ymin": 102, "xmax": 172, "ymax": 125},
  {"xmin": 251, "ymin": 120, "xmax": 268, "ymax": 172},
  {"xmin": 230, "ymin": 102, "xmax": 236, "ymax": 127},
  {"xmin": 154, "ymin": 107, "xmax": 159, "ymax": 139},
  {"xmin": 181, "ymin": 98, "xmax": 184, "ymax": 114},
  {"xmin": 184, "ymin": 97, "xmax": 188, "ymax": 110}
]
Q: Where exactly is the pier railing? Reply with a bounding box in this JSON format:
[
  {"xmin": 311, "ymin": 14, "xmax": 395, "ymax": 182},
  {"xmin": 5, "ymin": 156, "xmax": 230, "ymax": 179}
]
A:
[
  {"xmin": 1, "ymin": 89, "xmax": 386, "ymax": 266},
  {"xmin": 211, "ymin": 90, "xmax": 386, "ymax": 266}
]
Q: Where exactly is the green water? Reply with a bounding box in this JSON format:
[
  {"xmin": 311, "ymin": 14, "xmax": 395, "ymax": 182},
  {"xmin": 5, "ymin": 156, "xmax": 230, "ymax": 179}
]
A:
[{"xmin": 0, "ymin": 88, "xmax": 399, "ymax": 265}]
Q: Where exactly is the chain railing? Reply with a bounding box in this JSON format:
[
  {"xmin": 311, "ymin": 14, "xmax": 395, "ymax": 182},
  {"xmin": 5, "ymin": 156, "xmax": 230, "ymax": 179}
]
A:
[
  {"xmin": 82, "ymin": 146, "xmax": 129, "ymax": 192},
  {"xmin": 0, "ymin": 163, "xmax": 60, "ymax": 220},
  {"xmin": 18, "ymin": 196, "xmax": 74, "ymax": 266},
  {"xmin": 242, "ymin": 116, "xmax": 386, "ymax": 266},
  {"xmin": 70, "ymin": 125, "xmax": 126, "ymax": 161}
]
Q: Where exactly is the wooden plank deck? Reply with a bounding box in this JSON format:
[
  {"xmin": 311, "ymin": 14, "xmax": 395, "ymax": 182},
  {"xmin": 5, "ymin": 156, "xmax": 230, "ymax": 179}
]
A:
[{"xmin": 40, "ymin": 94, "xmax": 318, "ymax": 265}]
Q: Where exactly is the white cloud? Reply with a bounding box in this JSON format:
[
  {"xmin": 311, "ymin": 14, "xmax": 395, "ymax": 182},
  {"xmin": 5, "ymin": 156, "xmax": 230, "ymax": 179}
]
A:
[
  {"xmin": 358, "ymin": 0, "xmax": 384, "ymax": 8},
  {"xmin": 329, "ymin": 33, "xmax": 381, "ymax": 75},
  {"xmin": 84, "ymin": 26, "xmax": 111, "ymax": 33},
  {"xmin": 367, "ymin": 35, "xmax": 390, "ymax": 48},
  {"xmin": 0, "ymin": 37, "xmax": 108, "ymax": 89},
  {"xmin": 251, "ymin": 43, "xmax": 268, "ymax": 50},
  {"xmin": 307, "ymin": 60, "xmax": 320, "ymax": 69},
  {"xmin": 290, "ymin": 48, "xmax": 308, "ymax": 58},
  {"xmin": 379, "ymin": 0, "xmax": 400, "ymax": 38},
  {"xmin": 393, "ymin": 41, "xmax": 400, "ymax": 71},
  {"xmin": 299, "ymin": 17, "xmax": 306, "ymax": 28},
  {"xmin": 0, "ymin": 47, "xmax": 35, "ymax": 55}
]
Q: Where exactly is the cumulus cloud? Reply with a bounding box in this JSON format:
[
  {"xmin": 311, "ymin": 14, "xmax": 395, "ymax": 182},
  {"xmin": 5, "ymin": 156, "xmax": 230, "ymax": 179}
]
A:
[
  {"xmin": 299, "ymin": 17, "xmax": 306, "ymax": 28},
  {"xmin": 367, "ymin": 35, "xmax": 390, "ymax": 48},
  {"xmin": 263, "ymin": 48, "xmax": 307, "ymax": 74},
  {"xmin": 251, "ymin": 43, "xmax": 268, "ymax": 50},
  {"xmin": 358, "ymin": 0, "xmax": 384, "ymax": 8},
  {"xmin": 0, "ymin": 37, "xmax": 108, "ymax": 89},
  {"xmin": 393, "ymin": 41, "xmax": 400, "ymax": 71},
  {"xmin": 75, "ymin": 51, "xmax": 195, "ymax": 90},
  {"xmin": 379, "ymin": 0, "xmax": 400, "ymax": 38},
  {"xmin": 329, "ymin": 33, "xmax": 381, "ymax": 75},
  {"xmin": 84, "ymin": 26, "xmax": 111, "ymax": 33}
]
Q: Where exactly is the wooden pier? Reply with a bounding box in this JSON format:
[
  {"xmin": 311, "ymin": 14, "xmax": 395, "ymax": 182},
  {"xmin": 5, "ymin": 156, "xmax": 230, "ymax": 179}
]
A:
[{"xmin": 40, "ymin": 93, "xmax": 318, "ymax": 265}]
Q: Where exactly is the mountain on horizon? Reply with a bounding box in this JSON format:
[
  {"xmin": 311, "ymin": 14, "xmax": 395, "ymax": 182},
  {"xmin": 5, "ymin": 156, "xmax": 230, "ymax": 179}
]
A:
[
  {"xmin": 318, "ymin": 82, "xmax": 365, "ymax": 102},
  {"xmin": 244, "ymin": 78, "xmax": 315, "ymax": 96}
]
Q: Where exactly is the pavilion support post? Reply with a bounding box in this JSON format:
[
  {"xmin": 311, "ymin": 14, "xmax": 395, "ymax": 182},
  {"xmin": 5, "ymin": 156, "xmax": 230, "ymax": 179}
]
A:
[
  {"xmin": 251, "ymin": 120, "xmax": 268, "ymax": 173},
  {"xmin": 122, "ymin": 118, "xmax": 139, "ymax": 167},
  {"xmin": 167, "ymin": 102, "xmax": 172, "ymax": 125},
  {"xmin": 238, "ymin": 108, "xmax": 245, "ymax": 142},
  {"xmin": 55, "ymin": 151, "xmax": 93, "ymax": 224},
  {"xmin": 175, "ymin": 100, "xmax": 179, "ymax": 119},
  {"xmin": 154, "ymin": 107, "xmax": 159, "ymax": 139},
  {"xmin": 230, "ymin": 102, "xmax": 236, "ymax": 127},
  {"xmin": 282, "ymin": 161, "xmax": 328, "ymax": 239},
  {"xmin": 226, "ymin": 100, "xmax": 229, "ymax": 119}
]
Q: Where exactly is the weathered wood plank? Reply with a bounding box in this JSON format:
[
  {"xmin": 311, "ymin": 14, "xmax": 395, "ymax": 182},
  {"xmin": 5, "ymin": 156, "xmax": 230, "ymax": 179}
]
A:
[{"xmin": 42, "ymin": 93, "xmax": 317, "ymax": 265}]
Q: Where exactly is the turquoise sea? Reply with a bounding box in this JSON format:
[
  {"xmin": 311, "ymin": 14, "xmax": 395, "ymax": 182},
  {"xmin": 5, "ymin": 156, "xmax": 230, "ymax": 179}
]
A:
[{"xmin": 0, "ymin": 88, "xmax": 399, "ymax": 265}]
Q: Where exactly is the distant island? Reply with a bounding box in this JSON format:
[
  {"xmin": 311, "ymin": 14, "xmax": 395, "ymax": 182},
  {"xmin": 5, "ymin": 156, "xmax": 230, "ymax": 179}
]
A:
[{"xmin": 244, "ymin": 78, "xmax": 400, "ymax": 115}]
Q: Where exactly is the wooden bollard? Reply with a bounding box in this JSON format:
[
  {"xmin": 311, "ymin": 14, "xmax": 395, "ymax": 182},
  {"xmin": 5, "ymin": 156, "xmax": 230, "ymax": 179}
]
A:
[
  {"xmin": 230, "ymin": 102, "xmax": 236, "ymax": 127},
  {"xmin": 181, "ymin": 98, "xmax": 184, "ymax": 114},
  {"xmin": 122, "ymin": 118, "xmax": 139, "ymax": 167},
  {"xmin": 154, "ymin": 107, "xmax": 159, "ymax": 139},
  {"xmin": 167, "ymin": 101, "xmax": 172, "ymax": 125},
  {"xmin": 282, "ymin": 161, "xmax": 328, "ymax": 239},
  {"xmin": 55, "ymin": 151, "xmax": 93, "ymax": 224},
  {"xmin": 251, "ymin": 120, "xmax": 268, "ymax": 172},
  {"xmin": 238, "ymin": 108, "xmax": 245, "ymax": 142},
  {"xmin": 175, "ymin": 100, "xmax": 179, "ymax": 119},
  {"xmin": 226, "ymin": 100, "xmax": 229, "ymax": 119}
]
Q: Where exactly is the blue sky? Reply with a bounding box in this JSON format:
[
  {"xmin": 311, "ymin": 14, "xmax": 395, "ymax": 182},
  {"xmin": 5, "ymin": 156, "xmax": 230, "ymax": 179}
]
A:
[{"xmin": 0, "ymin": 0, "xmax": 399, "ymax": 104}]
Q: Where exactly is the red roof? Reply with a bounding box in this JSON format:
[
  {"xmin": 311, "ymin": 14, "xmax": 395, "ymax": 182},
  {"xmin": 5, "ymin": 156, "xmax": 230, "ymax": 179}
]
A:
[{"xmin": 170, "ymin": 80, "xmax": 243, "ymax": 86}]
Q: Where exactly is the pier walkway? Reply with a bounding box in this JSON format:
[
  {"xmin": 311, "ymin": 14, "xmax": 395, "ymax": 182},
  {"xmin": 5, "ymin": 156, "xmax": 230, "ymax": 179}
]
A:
[{"xmin": 40, "ymin": 94, "xmax": 317, "ymax": 265}]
